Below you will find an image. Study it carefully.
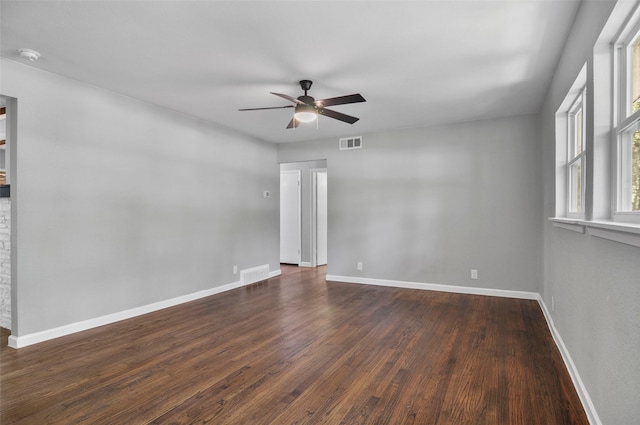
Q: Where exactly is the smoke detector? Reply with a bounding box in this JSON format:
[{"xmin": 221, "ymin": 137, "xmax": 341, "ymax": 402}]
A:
[{"xmin": 18, "ymin": 48, "xmax": 41, "ymax": 62}]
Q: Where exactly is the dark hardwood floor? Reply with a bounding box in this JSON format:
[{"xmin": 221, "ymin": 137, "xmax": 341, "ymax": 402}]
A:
[
  {"xmin": 0, "ymin": 326, "xmax": 9, "ymax": 348},
  {"xmin": 1, "ymin": 265, "xmax": 588, "ymax": 424}
]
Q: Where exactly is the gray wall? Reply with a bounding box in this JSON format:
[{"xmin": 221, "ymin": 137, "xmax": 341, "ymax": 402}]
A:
[
  {"xmin": 280, "ymin": 159, "xmax": 327, "ymax": 264},
  {"xmin": 1, "ymin": 59, "xmax": 280, "ymax": 337},
  {"xmin": 540, "ymin": 1, "xmax": 640, "ymax": 424},
  {"xmin": 278, "ymin": 114, "xmax": 541, "ymax": 292}
]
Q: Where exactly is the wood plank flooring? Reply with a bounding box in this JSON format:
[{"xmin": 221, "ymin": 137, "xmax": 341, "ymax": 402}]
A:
[{"xmin": 0, "ymin": 265, "xmax": 588, "ymax": 424}]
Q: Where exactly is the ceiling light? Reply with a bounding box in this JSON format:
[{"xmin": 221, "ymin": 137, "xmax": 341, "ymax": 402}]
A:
[
  {"xmin": 18, "ymin": 48, "xmax": 41, "ymax": 62},
  {"xmin": 294, "ymin": 103, "xmax": 317, "ymax": 123}
]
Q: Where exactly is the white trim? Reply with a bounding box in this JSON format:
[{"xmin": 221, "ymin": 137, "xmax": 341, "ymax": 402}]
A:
[
  {"xmin": 268, "ymin": 270, "xmax": 282, "ymax": 278},
  {"xmin": 549, "ymin": 217, "xmax": 640, "ymax": 247},
  {"xmin": 613, "ymin": 211, "xmax": 640, "ymax": 224},
  {"xmin": 537, "ymin": 296, "xmax": 603, "ymax": 425},
  {"xmin": 549, "ymin": 217, "xmax": 586, "ymax": 233},
  {"xmin": 325, "ymin": 275, "xmax": 538, "ymax": 300},
  {"xmin": 588, "ymin": 218, "xmax": 640, "ymax": 234},
  {"xmin": 587, "ymin": 224, "xmax": 640, "ymax": 247},
  {"xmin": 299, "ymin": 262, "xmax": 313, "ymax": 268},
  {"xmin": 310, "ymin": 169, "xmax": 318, "ymax": 268},
  {"xmin": 310, "ymin": 168, "xmax": 328, "ymax": 268},
  {"xmin": 8, "ymin": 268, "xmax": 282, "ymax": 349}
]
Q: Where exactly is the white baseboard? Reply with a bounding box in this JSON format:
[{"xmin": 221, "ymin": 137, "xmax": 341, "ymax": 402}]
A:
[
  {"xmin": 325, "ymin": 273, "xmax": 600, "ymax": 425},
  {"xmin": 299, "ymin": 262, "xmax": 313, "ymax": 268},
  {"xmin": 536, "ymin": 296, "xmax": 602, "ymax": 425},
  {"xmin": 325, "ymin": 274, "xmax": 539, "ymax": 300},
  {"xmin": 268, "ymin": 269, "xmax": 282, "ymax": 279},
  {"xmin": 9, "ymin": 268, "xmax": 282, "ymax": 349}
]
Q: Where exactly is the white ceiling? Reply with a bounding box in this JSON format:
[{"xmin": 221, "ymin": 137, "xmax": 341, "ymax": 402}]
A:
[{"xmin": 0, "ymin": 0, "xmax": 580, "ymax": 144}]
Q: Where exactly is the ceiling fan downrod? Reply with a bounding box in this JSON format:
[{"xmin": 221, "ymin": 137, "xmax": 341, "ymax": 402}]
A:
[{"xmin": 299, "ymin": 80, "xmax": 313, "ymax": 96}]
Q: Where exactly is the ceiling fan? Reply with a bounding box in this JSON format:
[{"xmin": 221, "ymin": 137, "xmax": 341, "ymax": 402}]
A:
[{"xmin": 239, "ymin": 80, "xmax": 366, "ymax": 129}]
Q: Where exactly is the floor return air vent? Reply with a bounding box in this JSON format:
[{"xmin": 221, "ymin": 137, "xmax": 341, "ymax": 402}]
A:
[{"xmin": 241, "ymin": 264, "xmax": 270, "ymax": 285}]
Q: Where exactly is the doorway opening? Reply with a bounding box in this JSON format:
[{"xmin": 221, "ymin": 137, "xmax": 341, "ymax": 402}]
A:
[
  {"xmin": 279, "ymin": 160, "xmax": 327, "ymax": 268},
  {"xmin": 0, "ymin": 95, "xmax": 16, "ymax": 343}
]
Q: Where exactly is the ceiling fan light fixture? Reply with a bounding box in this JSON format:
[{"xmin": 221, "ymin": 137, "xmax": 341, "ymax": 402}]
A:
[{"xmin": 294, "ymin": 104, "xmax": 317, "ymax": 123}]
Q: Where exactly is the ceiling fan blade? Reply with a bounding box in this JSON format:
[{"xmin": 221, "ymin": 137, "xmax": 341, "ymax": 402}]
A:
[
  {"xmin": 315, "ymin": 93, "xmax": 366, "ymax": 107},
  {"xmin": 270, "ymin": 92, "xmax": 305, "ymax": 105},
  {"xmin": 239, "ymin": 105, "xmax": 294, "ymax": 111},
  {"xmin": 319, "ymin": 108, "xmax": 359, "ymax": 124},
  {"xmin": 286, "ymin": 117, "xmax": 300, "ymax": 129}
]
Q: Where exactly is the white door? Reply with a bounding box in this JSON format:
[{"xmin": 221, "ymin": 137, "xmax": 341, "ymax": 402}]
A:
[
  {"xmin": 317, "ymin": 172, "xmax": 328, "ymax": 266},
  {"xmin": 280, "ymin": 170, "xmax": 301, "ymax": 264}
]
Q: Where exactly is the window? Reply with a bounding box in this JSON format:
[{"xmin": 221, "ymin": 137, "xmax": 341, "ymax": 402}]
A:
[
  {"xmin": 614, "ymin": 17, "xmax": 640, "ymax": 222},
  {"xmin": 567, "ymin": 89, "xmax": 586, "ymax": 217},
  {"xmin": 617, "ymin": 122, "xmax": 640, "ymax": 213},
  {"xmin": 554, "ymin": 63, "xmax": 586, "ymax": 220},
  {"xmin": 550, "ymin": 2, "xmax": 640, "ymax": 247}
]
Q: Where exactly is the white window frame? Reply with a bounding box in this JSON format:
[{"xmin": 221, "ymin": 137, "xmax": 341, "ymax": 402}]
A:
[
  {"xmin": 613, "ymin": 10, "xmax": 640, "ymax": 224},
  {"xmin": 553, "ymin": 64, "xmax": 586, "ymax": 220},
  {"xmin": 566, "ymin": 88, "xmax": 586, "ymax": 219},
  {"xmin": 550, "ymin": 2, "xmax": 640, "ymax": 248}
]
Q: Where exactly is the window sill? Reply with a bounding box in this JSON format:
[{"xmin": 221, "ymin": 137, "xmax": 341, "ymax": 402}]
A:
[
  {"xmin": 549, "ymin": 217, "xmax": 640, "ymax": 248},
  {"xmin": 548, "ymin": 217, "xmax": 585, "ymax": 233}
]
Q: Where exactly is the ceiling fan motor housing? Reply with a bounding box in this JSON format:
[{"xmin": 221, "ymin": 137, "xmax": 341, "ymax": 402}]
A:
[{"xmin": 297, "ymin": 95, "xmax": 315, "ymax": 105}]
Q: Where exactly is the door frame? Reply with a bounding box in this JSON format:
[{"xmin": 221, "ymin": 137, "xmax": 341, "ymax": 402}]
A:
[
  {"xmin": 280, "ymin": 169, "xmax": 301, "ymax": 265},
  {"xmin": 310, "ymin": 168, "xmax": 327, "ymax": 267}
]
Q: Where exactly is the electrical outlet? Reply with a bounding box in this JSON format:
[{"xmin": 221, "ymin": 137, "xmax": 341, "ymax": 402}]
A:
[
  {"xmin": 357, "ymin": 262, "xmax": 363, "ymax": 271},
  {"xmin": 233, "ymin": 265, "xmax": 238, "ymax": 275},
  {"xmin": 471, "ymin": 269, "xmax": 478, "ymax": 279}
]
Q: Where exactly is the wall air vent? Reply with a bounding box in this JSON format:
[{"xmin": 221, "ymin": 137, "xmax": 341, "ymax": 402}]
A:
[
  {"xmin": 240, "ymin": 264, "xmax": 270, "ymax": 285},
  {"xmin": 339, "ymin": 136, "xmax": 362, "ymax": 150}
]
